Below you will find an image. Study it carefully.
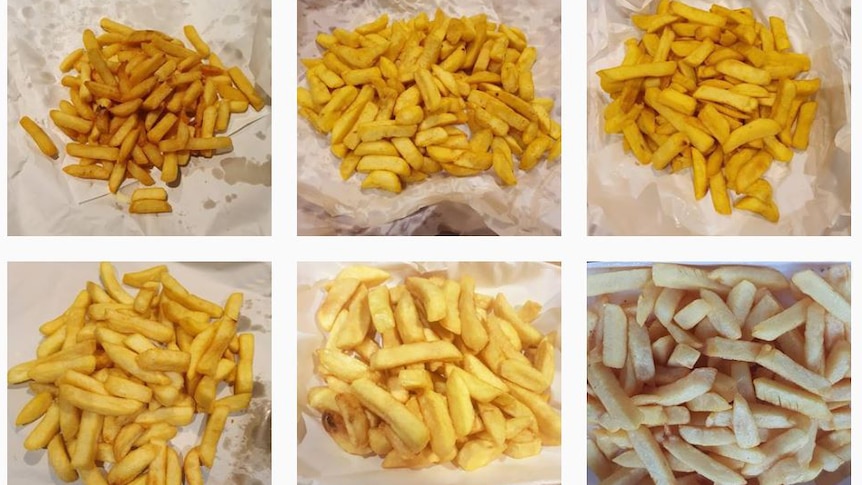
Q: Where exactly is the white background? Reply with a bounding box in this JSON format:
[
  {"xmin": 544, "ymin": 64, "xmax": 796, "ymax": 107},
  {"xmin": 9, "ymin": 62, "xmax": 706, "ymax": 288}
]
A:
[{"xmin": 0, "ymin": 0, "xmax": 859, "ymax": 485}]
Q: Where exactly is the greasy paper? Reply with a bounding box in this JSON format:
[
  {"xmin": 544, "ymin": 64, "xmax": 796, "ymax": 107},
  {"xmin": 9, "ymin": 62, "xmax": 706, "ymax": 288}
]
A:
[
  {"xmin": 7, "ymin": 0, "xmax": 272, "ymax": 235},
  {"xmin": 297, "ymin": 0, "xmax": 561, "ymax": 236},
  {"xmin": 587, "ymin": 0, "xmax": 851, "ymax": 235},
  {"xmin": 586, "ymin": 261, "xmax": 850, "ymax": 485},
  {"xmin": 297, "ymin": 262, "xmax": 561, "ymax": 485},
  {"xmin": 7, "ymin": 262, "xmax": 273, "ymax": 483}
]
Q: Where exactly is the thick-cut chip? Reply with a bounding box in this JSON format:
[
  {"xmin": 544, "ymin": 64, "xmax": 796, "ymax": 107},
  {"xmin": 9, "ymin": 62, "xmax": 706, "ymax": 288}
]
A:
[
  {"xmin": 602, "ymin": 304, "xmax": 627, "ymax": 369},
  {"xmin": 731, "ymin": 394, "xmax": 760, "ymax": 449},
  {"xmin": 587, "ymin": 268, "xmax": 651, "ymax": 297},
  {"xmin": 708, "ymin": 266, "xmax": 788, "ymax": 290},
  {"xmin": 663, "ymin": 436, "xmax": 746, "ymax": 485},
  {"xmin": 588, "ymin": 362, "xmax": 643, "ymax": 430},
  {"xmin": 627, "ymin": 426, "xmax": 674, "ymax": 483},
  {"xmin": 703, "ymin": 337, "xmax": 761, "ymax": 362},
  {"xmin": 755, "ymin": 345, "xmax": 831, "ymax": 396},
  {"xmin": 316, "ymin": 278, "xmax": 360, "ymax": 332},
  {"xmin": 652, "ymin": 264, "xmax": 727, "ymax": 293},
  {"xmin": 627, "ymin": 319, "xmax": 655, "ymax": 381},
  {"xmin": 753, "ymin": 377, "xmax": 831, "ymax": 420},
  {"xmin": 369, "ymin": 341, "xmax": 461, "ymax": 369},
  {"xmin": 350, "ymin": 378, "xmax": 430, "ymax": 454},
  {"xmin": 751, "ymin": 298, "xmax": 810, "ymax": 341},
  {"xmin": 700, "ymin": 289, "xmax": 741, "ymax": 339},
  {"xmin": 632, "ymin": 367, "xmax": 716, "ymax": 406},
  {"xmin": 791, "ymin": 269, "xmax": 851, "ymax": 324},
  {"xmin": 679, "ymin": 426, "xmax": 736, "ymax": 446}
]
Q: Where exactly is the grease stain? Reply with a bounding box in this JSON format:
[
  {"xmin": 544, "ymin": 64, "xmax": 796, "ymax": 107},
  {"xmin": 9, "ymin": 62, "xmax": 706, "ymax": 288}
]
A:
[{"xmin": 220, "ymin": 157, "xmax": 271, "ymax": 187}]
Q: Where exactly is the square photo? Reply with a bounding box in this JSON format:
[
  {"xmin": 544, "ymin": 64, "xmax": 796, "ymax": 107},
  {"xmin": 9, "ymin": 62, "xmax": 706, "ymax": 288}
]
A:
[
  {"xmin": 587, "ymin": 1, "xmax": 850, "ymax": 235},
  {"xmin": 297, "ymin": 261, "xmax": 561, "ymax": 484},
  {"xmin": 7, "ymin": 262, "xmax": 273, "ymax": 483},
  {"xmin": 586, "ymin": 262, "xmax": 850, "ymax": 484},
  {"xmin": 8, "ymin": 0, "xmax": 272, "ymax": 235},
  {"xmin": 297, "ymin": 1, "xmax": 562, "ymax": 236}
]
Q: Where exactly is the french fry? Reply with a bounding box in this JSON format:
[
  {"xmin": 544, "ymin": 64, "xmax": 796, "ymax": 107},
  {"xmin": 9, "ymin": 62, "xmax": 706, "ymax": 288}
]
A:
[
  {"xmin": 790, "ymin": 269, "xmax": 850, "ymax": 324},
  {"xmin": 47, "ymin": 434, "xmax": 78, "ymax": 482},
  {"xmin": 588, "ymin": 362, "xmax": 642, "ymax": 430},
  {"xmin": 599, "ymin": 61, "xmax": 678, "ymax": 82},
  {"xmin": 360, "ymin": 170, "xmax": 402, "ymax": 193},
  {"xmin": 351, "ymin": 378, "xmax": 430, "ymax": 453},
  {"xmin": 24, "ymin": 403, "xmax": 61, "ymax": 451},
  {"xmin": 628, "ymin": 425, "xmax": 675, "ymax": 483},
  {"xmin": 791, "ymin": 101, "xmax": 817, "ymax": 150},
  {"xmin": 587, "ymin": 268, "xmax": 651, "ymax": 296},
  {"xmin": 16, "ymin": 392, "xmax": 54, "ymax": 426},
  {"xmin": 601, "ymin": 304, "xmax": 628, "ymax": 369},
  {"xmin": 107, "ymin": 443, "xmax": 159, "ymax": 485},
  {"xmin": 715, "ymin": 59, "xmax": 771, "ymax": 85},
  {"xmin": 59, "ymin": 384, "xmax": 143, "ymax": 416},
  {"xmin": 370, "ymin": 341, "xmax": 461, "ymax": 369},
  {"xmin": 198, "ymin": 405, "xmax": 229, "ymax": 468},
  {"xmin": 136, "ymin": 349, "xmax": 191, "ymax": 373},
  {"xmin": 664, "ymin": 436, "xmax": 745, "ymax": 484}
]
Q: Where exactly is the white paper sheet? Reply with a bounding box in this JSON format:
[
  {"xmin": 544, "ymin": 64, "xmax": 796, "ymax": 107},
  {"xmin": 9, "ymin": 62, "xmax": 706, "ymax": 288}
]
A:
[
  {"xmin": 587, "ymin": 0, "xmax": 851, "ymax": 235},
  {"xmin": 297, "ymin": 0, "xmax": 561, "ymax": 236},
  {"xmin": 7, "ymin": 0, "xmax": 272, "ymax": 236},
  {"xmin": 297, "ymin": 262, "xmax": 562, "ymax": 485},
  {"xmin": 586, "ymin": 261, "xmax": 850, "ymax": 485},
  {"xmin": 7, "ymin": 262, "xmax": 273, "ymax": 484}
]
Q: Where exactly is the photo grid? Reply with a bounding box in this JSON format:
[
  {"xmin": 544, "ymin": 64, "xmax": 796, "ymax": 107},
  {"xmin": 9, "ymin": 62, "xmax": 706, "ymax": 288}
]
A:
[{"xmin": 2, "ymin": 0, "xmax": 856, "ymax": 484}]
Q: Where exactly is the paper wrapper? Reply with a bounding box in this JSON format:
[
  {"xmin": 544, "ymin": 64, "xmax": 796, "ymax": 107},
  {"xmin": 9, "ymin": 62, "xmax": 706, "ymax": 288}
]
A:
[
  {"xmin": 587, "ymin": 0, "xmax": 851, "ymax": 235},
  {"xmin": 7, "ymin": 0, "xmax": 272, "ymax": 236},
  {"xmin": 297, "ymin": 0, "xmax": 562, "ymax": 236},
  {"xmin": 586, "ymin": 262, "xmax": 850, "ymax": 485},
  {"xmin": 297, "ymin": 262, "xmax": 561, "ymax": 485},
  {"xmin": 7, "ymin": 262, "xmax": 273, "ymax": 484}
]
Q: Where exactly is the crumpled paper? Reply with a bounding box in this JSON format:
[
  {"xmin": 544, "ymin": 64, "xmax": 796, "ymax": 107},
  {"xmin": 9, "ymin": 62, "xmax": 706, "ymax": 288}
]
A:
[
  {"xmin": 586, "ymin": 261, "xmax": 850, "ymax": 485},
  {"xmin": 7, "ymin": 0, "xmax": 272, "ymax": 235},
  {"xmin": 587, "ymin": 0, "xmax": 851, "ymax": 235},
  {"xmin": 297, "ymin": 262, "xmax": 561, "ymax": 485},
  {"xmin": 297, "ymin": 0, "xmax": 561, "ymax": 236},
  {"xmin": 7, "ymin": 262, "xmax": 273, "ymax": 484}
]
